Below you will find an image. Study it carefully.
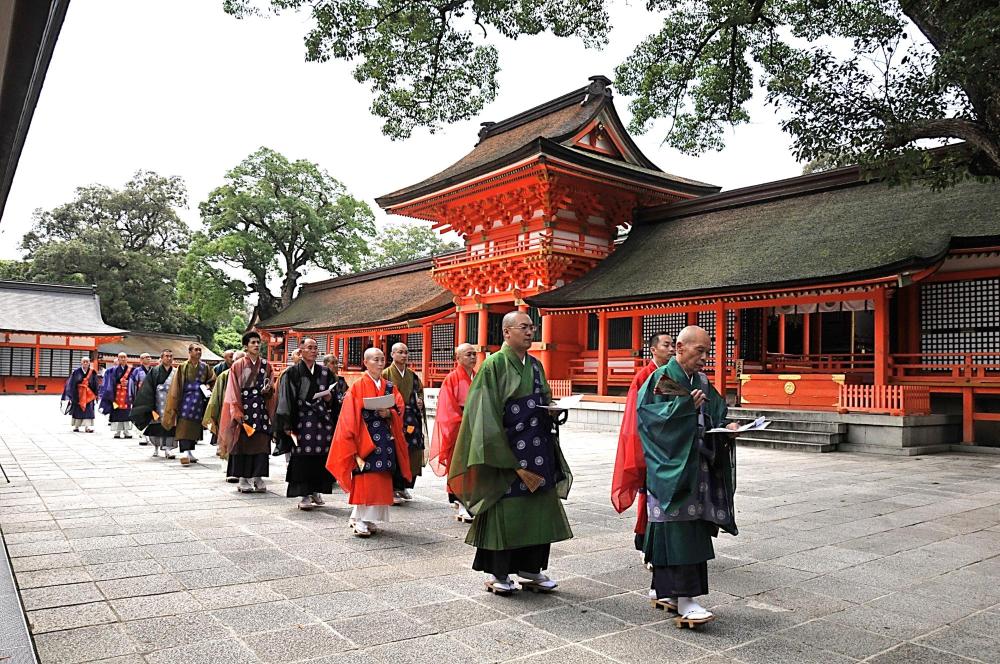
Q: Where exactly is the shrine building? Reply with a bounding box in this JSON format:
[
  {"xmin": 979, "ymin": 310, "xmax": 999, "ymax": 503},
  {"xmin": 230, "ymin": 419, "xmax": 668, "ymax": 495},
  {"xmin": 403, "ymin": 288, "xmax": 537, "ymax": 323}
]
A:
[
  {"xmin": 257, "ymin": 76, "xmax": 1000, "ymax": 448},
  {"xmin": 0, "ymin": 280, "xmax": 124, "ymax": 394}
]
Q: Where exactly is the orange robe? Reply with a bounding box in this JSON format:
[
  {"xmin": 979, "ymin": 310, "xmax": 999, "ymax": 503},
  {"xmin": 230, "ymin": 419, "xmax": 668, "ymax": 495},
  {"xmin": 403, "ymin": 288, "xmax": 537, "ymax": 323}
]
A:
[
  {"xmin": 427, "ymin": 365, "xmax": 473, "ymax": 482},
  {"xmin": 326, "ymin": 373, "xmax": 412, "ymax": 505},
  {"xmin": 611, "ymin": 360, "xmax": 659, "ymax": 533}
]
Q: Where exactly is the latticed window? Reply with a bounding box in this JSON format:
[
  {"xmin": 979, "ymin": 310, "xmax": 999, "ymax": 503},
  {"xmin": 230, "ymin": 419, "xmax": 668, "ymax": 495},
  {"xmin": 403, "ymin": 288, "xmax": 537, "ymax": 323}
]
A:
[
  {"xmin": 347, "ymin": 337, "xmax": 363, "ymax": 368},
  {"xmin": 586, "ymin": 314, "xmax": 599, "ymax": 350},
  {"xmin": 487, "ymin": 313, "xmax": 505, "ymax": 347},
  {"xmin": 39, "ymin": 349, "xmax": 74, "ymax": 377},
  {"xmin": 313, "ymin": 335, "xmax": 328, "ymax": 354},
  {"xmin": 740, "ymin": 309, "xmax": 763, "ymax": 362},
  {"xmin": 921, "ymin": 278, "xmax": 1000, "ymax": 363},
  {"xmin": 431, "ymin": 324, "xmax": 455, "ymax": 365},
  {"xmin": 385, "ymin": 334, "xmax": 403, "ymax": 355},
  {"xmin": 641, "ymin": 313, "xmax": 686, "ymax": 359},
  {"xmin": 407, "ymin": 332, "xmax": 423, "ymax": 365},
  {"xmin": 608, "ymin": 317, "xmax": 633, "ymax": 350},
  {"xmin": 527, "ymin": 307, "xmax": 542, "ymax": 342},
  {"xmin": 286, "ymin": 335, "xmax": 299, "ymax": 363},
  {"xmin": 0, "ymin": 347, "xmax": 34, "ymax": 376},
  {"xmin": 464, "ymin": 312, "xmax": 479, "ymax": 344}
]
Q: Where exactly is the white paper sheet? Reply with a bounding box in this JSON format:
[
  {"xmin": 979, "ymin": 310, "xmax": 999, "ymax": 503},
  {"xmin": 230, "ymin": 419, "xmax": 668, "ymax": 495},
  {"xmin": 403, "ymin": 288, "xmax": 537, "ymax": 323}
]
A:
[
  {"xmin": 707, "ymin": 416, "xmax": 770, "ymax": 434},
  {"xmin": 543, "ymin": 394, "xmax": 583, "ymax": 411}
]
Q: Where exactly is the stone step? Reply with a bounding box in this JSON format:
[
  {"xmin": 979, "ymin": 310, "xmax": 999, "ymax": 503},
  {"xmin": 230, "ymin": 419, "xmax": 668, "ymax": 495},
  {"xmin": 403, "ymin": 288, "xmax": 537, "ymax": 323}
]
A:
[
  {"xmin": 736, "ymin": 427, "xmax": 843, "ymax": 445},
  {"xmin": 729, "ymin": 407, "xmax": 845, "ymax": 423},
  {"xmin": 730, "ymin": 416, "xmax": 846, "ymax": 434},
  {"xmin": 837, "ymin": 442, "xmax": 951, "ymax": 456},
  {"xmin": 735, "ymin": 436, "xmax": 838, "ymax": 453}
]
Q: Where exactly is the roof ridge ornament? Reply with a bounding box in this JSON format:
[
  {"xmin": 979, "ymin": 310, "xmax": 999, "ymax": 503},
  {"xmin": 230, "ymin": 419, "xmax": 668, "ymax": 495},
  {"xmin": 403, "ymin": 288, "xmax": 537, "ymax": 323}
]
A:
[
  {"xmin": 582, "ymin": 75, "xmax": 613, "ymax": 105},
  {"xmin": 478, "ymin": 121, "xmax": 497, "ymax": 140}
]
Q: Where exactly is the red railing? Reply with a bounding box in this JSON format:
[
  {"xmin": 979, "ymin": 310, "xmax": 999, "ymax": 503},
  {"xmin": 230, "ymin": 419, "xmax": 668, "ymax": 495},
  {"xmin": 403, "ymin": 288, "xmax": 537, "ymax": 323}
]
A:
[
  {"xmin": 889, "ymin": 353, "xmax": 1000, "ymax": 382},
  {"xmin": 433, "ymin": 236, "xmax": 611, "ymax": 269},
  {"xmin": 765, "ymin": 353, "xmax": 874, "ymax": 373},
  {"xmin": 838, "ymin": 384, "xmax": 931, "ymax": 415},
  {"xmin": 568, "ymin": 357, "xmax": 647, "ymax": 385}
]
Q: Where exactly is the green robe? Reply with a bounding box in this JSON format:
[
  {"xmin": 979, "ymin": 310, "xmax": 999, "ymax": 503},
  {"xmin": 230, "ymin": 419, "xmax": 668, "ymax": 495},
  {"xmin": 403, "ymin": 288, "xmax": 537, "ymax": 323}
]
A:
[
  {"xmin": 449, "ymin": 343, "xmax": 573, "ymax": 550},
  {"xmin": 637, "ymin": 357, "xmax": 737, "ymax": 567}
]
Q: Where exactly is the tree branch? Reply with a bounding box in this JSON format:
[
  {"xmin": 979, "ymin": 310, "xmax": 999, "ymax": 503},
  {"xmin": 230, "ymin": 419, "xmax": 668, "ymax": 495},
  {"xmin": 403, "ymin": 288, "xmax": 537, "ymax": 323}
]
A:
[{"xmin": 886, "ymin": 118, "xmax": 1000, "ymax": 171}]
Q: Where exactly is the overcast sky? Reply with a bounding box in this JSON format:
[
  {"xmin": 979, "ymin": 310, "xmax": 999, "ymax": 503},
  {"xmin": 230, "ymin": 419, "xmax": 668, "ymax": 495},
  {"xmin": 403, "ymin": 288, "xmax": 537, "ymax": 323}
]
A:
[{"xmin": 1, "ymin": 0, "xmax": 802, "ymax": 269}]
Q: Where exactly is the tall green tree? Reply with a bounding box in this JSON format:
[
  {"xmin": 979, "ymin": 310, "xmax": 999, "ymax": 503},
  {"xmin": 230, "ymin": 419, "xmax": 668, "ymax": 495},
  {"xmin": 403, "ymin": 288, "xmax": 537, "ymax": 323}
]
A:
[
  {"xmin": 196, "ymin": 147, "xmax": 376, "ymax": 321},
  {"xmin": 19, "ymin": 172, "xmax": 221, "ymax": 335},
  {"xmin": 363, "ymin": 223, "xmax": 462, "ymax": 269},
  {"xmin": 228, "ymin": 1, "xmax": 1000, "ymax": 185}
]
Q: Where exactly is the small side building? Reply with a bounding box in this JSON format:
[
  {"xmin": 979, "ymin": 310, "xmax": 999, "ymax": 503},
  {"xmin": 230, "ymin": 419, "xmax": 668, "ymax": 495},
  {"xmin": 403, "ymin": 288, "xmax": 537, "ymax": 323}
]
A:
[{"xmin": 0, "ymin": 280, "xmax": 124, "ymax": 394}]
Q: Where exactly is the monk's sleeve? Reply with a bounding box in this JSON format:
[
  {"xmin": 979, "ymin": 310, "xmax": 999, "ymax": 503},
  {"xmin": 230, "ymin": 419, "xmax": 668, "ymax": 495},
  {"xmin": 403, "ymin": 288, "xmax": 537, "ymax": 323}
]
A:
[
  {"xmin": 98, "ymin": 369, "xmax": 114, "ymax": 414},
  {"xmin": 162, "ymin": 366, "xmax": 183, "ymax": 430},
  {"xmin": 218, "ymin": 363, "xmax": 246, "ymax": 453},
  {"xmin": 428, "ymin": 373, "xmax": 460, "ymax": 477},
  {"xmin": 130, "ymin": 371, "xmax": 156, "ymax": 430},
  {"xmin": 327, "ymin": 385, "xmax": 364, "ymax": 492},
  {"xmin": 637, "ymin": 371, "xmax": 699, "ymax": 513},
  {"xmin": 537, "ymin": 361, "xmax": 573, "ymax": 499},
  {"xmin": 448, "ymin": 360, "xmax": 519, "ymax": 515},
  {"xmin": 389, "ymin": 386, "xmax": 413, "ymax": 482}
]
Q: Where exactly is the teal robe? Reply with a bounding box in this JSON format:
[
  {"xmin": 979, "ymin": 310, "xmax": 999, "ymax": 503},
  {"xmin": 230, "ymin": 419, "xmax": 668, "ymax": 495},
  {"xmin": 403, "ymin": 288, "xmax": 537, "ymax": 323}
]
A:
[
  {"xmin": 637, "ymin": 357, "xmax": 737, "ymax": 567},
  {"xmin": 449, "ymin": 343, "xmax": 573, "ymax": 550}
]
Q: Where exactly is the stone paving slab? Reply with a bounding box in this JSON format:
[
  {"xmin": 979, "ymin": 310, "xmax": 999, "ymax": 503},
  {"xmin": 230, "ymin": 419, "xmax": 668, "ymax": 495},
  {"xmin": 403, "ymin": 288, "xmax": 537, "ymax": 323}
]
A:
[{"xmin": 2, "ymin": 394, "xmax": 1000, "ymax": 663}]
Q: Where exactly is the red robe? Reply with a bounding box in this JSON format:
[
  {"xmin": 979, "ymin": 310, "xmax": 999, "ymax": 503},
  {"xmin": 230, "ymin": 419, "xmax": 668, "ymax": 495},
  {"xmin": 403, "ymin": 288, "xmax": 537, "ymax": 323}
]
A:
[
  {"xmin": 427, "ymin": 365, "xmax": 473, "ymax": 480},
  {"xmin": 326, "ymin": 373, "xmax": 412, "ymax": 505},
  {"xmin": 611, "ymin": 360, "xmax": 659, "ymax": 532}
]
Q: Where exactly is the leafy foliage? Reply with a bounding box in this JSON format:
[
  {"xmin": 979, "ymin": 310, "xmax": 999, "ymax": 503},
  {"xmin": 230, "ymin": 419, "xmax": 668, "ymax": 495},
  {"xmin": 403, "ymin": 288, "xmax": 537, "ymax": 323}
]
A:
[
  {"xmin": 363, "ymin": 222, "xmax": 461, "ymax": 269},
  {"xmin": 230, "ymin": 0, "xmax": 1000, "ymax": 185},
  {"xmin": 18, "ymin": 172, "xmax": 221, "ymax": 335},
  {"xmin": 0, "ymin": 259, "xmax": 30, "ymax": 281},
  {"xmin": 223, "ymin": 0, "xmax": 610, "ymax": 139},
  {"xmin": 212, "ymin": 314, "xmax": 248, "ymax": 354},
  {"xmin": 197, "ymin": 147, "xmax": 376, "ymax": 321}
]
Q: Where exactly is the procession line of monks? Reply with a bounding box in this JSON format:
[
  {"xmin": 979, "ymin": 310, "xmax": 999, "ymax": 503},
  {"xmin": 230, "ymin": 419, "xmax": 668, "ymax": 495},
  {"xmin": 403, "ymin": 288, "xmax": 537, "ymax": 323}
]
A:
[{"xmin": 62, "ymin": 316, "xmax": 739, "ymax": 627}]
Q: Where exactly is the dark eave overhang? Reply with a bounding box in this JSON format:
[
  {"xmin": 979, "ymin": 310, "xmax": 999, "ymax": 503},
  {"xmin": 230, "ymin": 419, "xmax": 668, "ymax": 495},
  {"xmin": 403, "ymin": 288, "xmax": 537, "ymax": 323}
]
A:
[
  {"xmin": 636, "ymin": 164, "xmax": 869, "ymax": 225},
  {"xmin": 0, "ymin": 0, "xmax": 70, "ymax": 222},
  {"xmin": 529, "ymin": 235, "xmax": 1000, "ymax": 312},
  {"xmin": 378, "ymin": 137, "xmax": 719, "ymax": 210},
  {"xmin": 258, "ymin": 300, "xmax": 454, "ymax": 334}
]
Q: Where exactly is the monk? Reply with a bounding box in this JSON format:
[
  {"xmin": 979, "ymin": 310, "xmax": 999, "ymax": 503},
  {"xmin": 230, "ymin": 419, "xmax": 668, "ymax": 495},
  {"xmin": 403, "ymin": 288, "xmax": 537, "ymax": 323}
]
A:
[
  {"xmin": 275, "ymin": 337, "xmax": 344, "ymax": 510},
  {"xmin": 99, "ymin": 352, "xmax": 137, "ymax": 440},
  {"xmin": 327, "ymin": 347, "xmax": 412, "ymax": 537},
  {"xmin": 611, "ymin": 331, "xmax": 675, "ymax": 598},
  {"xmin": 163, "ymin": 343, "xmax": 216, "ymax": 465},
  {"xmin": 62, "ymin": 357, "xmax": 98, "ymax": 433},
  {"xmin": 204, "ymin": 350, "xmax": 245, "ymax": 480},
  {"xmin": 637, "ymin": 325, "xmax": 739, "ymax": 626},
  {"xmin": 131, "ymin": 350, "xmax": 178, "ymax": 458},
  {"xmin": 218, "ymin": 332, "xmax": 276, "ymax": 493},
  {"xmin": 382, "ymin": 342, "xmax": 427, "ymax": 503},
  {"xmin": 428, "ymin": 342, "xmax": 477, "ymax": 522},
  {"xmin": 449, "ymin": 311, "xmax": 573, "ymax": 595}
]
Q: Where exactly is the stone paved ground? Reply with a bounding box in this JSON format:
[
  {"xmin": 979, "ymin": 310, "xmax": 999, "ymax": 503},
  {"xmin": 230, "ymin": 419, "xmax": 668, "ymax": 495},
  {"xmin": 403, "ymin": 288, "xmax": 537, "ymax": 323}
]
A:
[{"xmin": 1, "ymin": 395, "xmax": 1000, "ymax": 664}]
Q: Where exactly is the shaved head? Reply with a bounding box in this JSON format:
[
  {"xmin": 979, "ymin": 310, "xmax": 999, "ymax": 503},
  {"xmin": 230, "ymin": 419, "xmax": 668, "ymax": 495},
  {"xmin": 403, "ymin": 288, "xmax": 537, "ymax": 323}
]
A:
[
  {"xmin": 454, "ymin": 342, "xmax": 477, "ymax": 371},
  {"xmin": 391, "ymin": 342, "xmax": 408, "ymax": 354},
  {"xmin": 675, "ymin": 325, "xmax": 711, "ymax": 374},
  {"xmin": 363, "ymin": 347, "xmax": 386, "ymax": 377},
  {"xmin": 454, "ymin": 343, "xmax": 475, "ymax": 358},
  {"xmin": 363, "ymin": 347, "xmax": 383, "ymax": 362},
  {"xmin": 676, "ymin": 326, "xmax": 710, "ymax": 346}
]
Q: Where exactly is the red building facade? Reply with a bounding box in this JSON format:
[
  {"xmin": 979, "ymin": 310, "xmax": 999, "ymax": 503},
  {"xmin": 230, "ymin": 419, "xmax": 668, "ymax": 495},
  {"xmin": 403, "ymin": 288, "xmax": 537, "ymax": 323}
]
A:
[{"xmin": 258, "ymin": 77, "xmax": 1000, "ymax": 444}]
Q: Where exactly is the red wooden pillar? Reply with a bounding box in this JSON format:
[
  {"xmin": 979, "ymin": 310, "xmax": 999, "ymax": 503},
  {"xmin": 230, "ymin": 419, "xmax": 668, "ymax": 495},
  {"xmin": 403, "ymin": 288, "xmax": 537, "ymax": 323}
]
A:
[
  {"xmin": 421, "ymin": 323, "xmax": 432, "ymax": 383},
  {"xmin": 687, "ymin": 312, "xmax": 698, "ymax": 326},
  {"xmin": 476, "ymin": 307, "xmax": 489, "ymax": 366},
  {"xmin": 540, "ymin": 313, "xmax": 554, "ymax": 378},
  {"xmin": 631, "ymin": 315, "xmax": 643, "ymax": 357},
  {"xmin": 597, "ymin": 311, "xmax": 609, "ymax": 396},
  {"xmin": 873, "ymin": 288, "xmax": 890, "ymax": 386},
  {"xmin": 33, "ymin": 341, "xmax": 41, "ymax": 393},
  {"xmin": 714, "ymin": 302, "xmax": 727, "ymax": 393},
  {"xmin": 962, "ymin": 388, "xmax": 975, "ymax": 444},
  {"xmin": 457, "ymin": 311, "xmax": 468, "ymax": 348}
]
